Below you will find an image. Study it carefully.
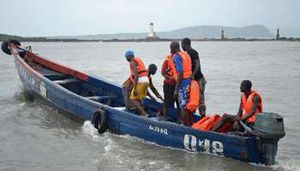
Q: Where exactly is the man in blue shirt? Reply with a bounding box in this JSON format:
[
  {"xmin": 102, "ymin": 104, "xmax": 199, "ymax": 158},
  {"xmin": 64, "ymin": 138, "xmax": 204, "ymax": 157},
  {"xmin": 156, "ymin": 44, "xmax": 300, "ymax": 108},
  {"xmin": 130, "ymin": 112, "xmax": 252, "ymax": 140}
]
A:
[
  {"xmin": 181, "ymin": 38, "xmax": 206, "ymax": 117},
  {"xmin": 170, "ymin": 41, "xmax": 193, "ymax": 126}
]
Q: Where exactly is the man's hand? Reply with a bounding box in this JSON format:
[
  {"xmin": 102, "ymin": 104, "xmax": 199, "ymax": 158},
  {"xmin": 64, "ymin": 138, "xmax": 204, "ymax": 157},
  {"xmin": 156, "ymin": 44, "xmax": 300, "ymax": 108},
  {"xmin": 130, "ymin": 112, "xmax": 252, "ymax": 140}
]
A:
[
  {"xmin": 233, "ymin": 121, "xmax": 239, "ymax": 130},
  {"xmin": 149, "ymin": 95, "xmax": 156, "ymax": 101},
  {"xmin": 234, "ymin": 115, "xmax": 241, "ymax": 122},
  {"xmin": 199, "ymin": 104, "xmax": 206, "ymax": 117},
  {"xmin": 132, "ymin": 82, "xmax": 137, "ymax": 95},
  {"xmin": 133, "ymin": 88, "xmax": 138, "ymax": 96}
]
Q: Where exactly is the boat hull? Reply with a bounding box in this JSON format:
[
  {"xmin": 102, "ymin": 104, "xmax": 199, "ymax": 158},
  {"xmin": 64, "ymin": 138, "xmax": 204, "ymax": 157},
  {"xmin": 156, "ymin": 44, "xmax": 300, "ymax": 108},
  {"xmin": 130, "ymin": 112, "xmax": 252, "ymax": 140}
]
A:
[{"xmin": 14, "ymin": 52, "xmax": 264, "ymax": 164}]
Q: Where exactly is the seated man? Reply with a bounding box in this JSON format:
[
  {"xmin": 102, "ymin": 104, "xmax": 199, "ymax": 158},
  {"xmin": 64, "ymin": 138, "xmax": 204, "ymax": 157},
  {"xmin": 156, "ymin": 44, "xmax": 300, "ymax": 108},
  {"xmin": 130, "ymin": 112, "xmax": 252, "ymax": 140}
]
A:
[
  {"xmin": 122, "ymin": 50, "xmax": 149, "ymax": 116},
  {"xmin": 212, "ymin": 80, "xmax": 263, "ymax": 131}
]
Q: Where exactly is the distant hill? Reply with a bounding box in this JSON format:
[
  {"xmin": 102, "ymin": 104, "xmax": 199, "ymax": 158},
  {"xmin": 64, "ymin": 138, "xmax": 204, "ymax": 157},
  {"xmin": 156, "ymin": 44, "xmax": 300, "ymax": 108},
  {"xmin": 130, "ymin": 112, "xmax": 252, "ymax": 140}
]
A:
[
  {"xmin": 0, "ymin": 33, "xmax": 48, "ymax": 42},
  {"xmin": 0, "ymin": 34, "xmax": 23, "ymax": 41},
  {"xmin": 159, "ymin": 25, "xmax": 274, "ymax": 39},
  {"xmin": 2, "ymin": 25, "xmax": 299, "ymax": 41},
  {"xmin": 49, "ymin": 25, "xmax": 274, "ymax": 40},
  {"xmin": 279, "ymin": 27, "xmax": 300, "ymax": 38}
]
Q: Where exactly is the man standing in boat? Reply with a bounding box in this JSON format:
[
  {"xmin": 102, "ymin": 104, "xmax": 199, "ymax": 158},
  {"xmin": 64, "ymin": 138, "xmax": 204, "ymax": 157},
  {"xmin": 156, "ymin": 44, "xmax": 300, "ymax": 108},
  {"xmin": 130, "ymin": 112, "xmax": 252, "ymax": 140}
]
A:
[
  {"xmin": 161, "ymin": 54, "xmax": 179, "ymax": 120},
  {"xmin": 181, "ymin": 38, "xmax": 206, "ymax": 117},
  {"xmin": 169, "ymin": 41, "xmax": 193, "ymax": 126},
  {"xmin": 212, "ymin": 80, "xmax": 263, "ymax": 131},
  {"xmin": 122, "ymin": 50, "xmax": 150, "ymax": 117}
]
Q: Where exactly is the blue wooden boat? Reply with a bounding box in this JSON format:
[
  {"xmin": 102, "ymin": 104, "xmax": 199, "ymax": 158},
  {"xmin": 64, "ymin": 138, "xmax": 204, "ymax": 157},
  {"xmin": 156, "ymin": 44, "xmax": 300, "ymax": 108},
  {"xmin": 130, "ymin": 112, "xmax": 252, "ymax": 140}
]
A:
[{"xmin": 1, "ymin": 40, "xmax": 285, "ymax": 165}]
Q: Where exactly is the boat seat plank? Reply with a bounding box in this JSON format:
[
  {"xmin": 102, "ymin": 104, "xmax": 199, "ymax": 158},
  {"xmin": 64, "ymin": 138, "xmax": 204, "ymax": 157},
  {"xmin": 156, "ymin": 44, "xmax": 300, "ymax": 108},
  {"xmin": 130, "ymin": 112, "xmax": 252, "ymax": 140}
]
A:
[
  {"xmin": 43, "ymin": 73, "xmax": 65, "ymax": 77},
  {"xmin": 86, "ymin": 95, "xmax": 118, "ymax": 101},
  {"xmin": 54, "ymin": 78, "xmax": 79, "ymax": 84},
  {"xmin": 38, "ymin": 67, "xmax": 61, "ymax": 75}
]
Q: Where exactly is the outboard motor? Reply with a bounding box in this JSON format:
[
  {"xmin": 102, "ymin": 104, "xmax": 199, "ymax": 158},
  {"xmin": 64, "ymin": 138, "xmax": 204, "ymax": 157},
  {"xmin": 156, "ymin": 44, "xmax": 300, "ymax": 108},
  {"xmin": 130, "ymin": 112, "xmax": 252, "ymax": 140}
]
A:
[
  {"xmin": 253, "ymin": 112, "xmax": 285, "ymax": 165},
  {"xmin": 1, "ymin": 40, "xmax": 21, "ymax": 55}
]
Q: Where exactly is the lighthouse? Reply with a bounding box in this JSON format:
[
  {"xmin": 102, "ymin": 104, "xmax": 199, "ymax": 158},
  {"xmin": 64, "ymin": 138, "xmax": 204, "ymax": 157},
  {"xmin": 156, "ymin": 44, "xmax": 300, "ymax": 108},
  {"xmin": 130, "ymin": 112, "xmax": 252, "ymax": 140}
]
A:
[
  {"xmin": 146, "ymin": 23, "xmax": 159, "ymax": 40},
  {"xmin": 276, "ymin": 29, "xmax": 280, "ymax": 40},
  {"xmin": 221, "ymin": 29, "xmax": 225, "ymax": 39}
]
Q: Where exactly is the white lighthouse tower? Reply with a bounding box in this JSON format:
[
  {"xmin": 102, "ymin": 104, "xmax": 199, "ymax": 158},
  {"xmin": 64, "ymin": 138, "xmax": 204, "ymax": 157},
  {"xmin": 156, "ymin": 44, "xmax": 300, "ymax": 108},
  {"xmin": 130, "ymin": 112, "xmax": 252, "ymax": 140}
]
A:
[{"xmin": 147, "ymin": 22, "xmax": 159, "ymax": 40}]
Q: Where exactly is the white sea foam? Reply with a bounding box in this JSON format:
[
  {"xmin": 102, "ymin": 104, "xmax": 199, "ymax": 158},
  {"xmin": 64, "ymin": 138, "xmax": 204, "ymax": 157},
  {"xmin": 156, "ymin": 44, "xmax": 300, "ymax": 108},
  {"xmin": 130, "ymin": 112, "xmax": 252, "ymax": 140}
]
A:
[
  {"xmin": 81, "ymin": 121, "xmax": 98, "ymax": 138},
  {"xmin": 149, "ymin": 161, "xmax": 156, "ymax": 165},
  {"xmin": 104, "ymin": 138, "xmax": 113, "ymax": 153},
  {"xmin": 272, "ymin": 159, "xmax": 300, "ymax": 171}
]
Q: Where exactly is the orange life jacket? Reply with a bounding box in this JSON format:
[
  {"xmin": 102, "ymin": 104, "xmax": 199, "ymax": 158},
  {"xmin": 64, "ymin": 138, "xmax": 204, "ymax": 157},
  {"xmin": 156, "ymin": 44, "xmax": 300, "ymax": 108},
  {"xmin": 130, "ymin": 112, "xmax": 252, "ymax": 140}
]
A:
[
  {"xmin": 241, "ymin": 90, "xmax": 263, "ymax": 123},
  {"xmin": 130, "ymin": 57, "xmax": 148, "ymax": 83},
  {"xmin": 192, "ymin": 114, "xmax": 233, "ymax": 133},
  {"xmin": 185, "ymin": 80, "xmax": 200, "ymax": 112},
  {"xmin": 169, "ymin": 51, "xmax": 192, "ymax": 81},
  {"xmin": 192, "ymin": 114, "xmax": 222, "ymax": 131}
]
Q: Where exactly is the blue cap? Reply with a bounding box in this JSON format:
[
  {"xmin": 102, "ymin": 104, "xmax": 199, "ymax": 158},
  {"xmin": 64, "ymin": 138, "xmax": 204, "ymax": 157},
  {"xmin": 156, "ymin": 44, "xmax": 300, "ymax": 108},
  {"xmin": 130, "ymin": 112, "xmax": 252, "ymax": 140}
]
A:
[{"xmin": 125, "ymin": 50, "xmax": 134, "ymax": 57}]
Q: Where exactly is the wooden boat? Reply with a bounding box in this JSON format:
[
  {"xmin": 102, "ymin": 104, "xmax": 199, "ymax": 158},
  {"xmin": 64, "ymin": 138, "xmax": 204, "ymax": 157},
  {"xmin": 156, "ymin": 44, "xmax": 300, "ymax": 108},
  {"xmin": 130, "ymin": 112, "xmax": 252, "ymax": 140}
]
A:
[{"xmin": 1, "ymin": 40, "xmax": 285, "ymax": 165}]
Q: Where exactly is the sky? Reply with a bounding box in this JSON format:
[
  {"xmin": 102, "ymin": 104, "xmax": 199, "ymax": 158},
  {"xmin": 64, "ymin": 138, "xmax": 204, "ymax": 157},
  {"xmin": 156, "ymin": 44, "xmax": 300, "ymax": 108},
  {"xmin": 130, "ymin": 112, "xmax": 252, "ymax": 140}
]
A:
[{"xmin": 0, "ymin": 0, "xmax": 299, "ymax": 37}]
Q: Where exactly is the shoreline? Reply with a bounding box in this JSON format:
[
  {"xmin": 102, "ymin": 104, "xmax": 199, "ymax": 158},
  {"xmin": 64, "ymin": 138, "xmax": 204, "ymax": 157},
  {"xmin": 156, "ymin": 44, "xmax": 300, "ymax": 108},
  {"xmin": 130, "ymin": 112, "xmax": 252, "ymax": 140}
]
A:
[
  {"xmin": 5, "ymin": 38, "xmax": 300, "ymax": 42},
  {"xmin": 1, "ymin": 34, "xmax": 299, "ymax": 42}
]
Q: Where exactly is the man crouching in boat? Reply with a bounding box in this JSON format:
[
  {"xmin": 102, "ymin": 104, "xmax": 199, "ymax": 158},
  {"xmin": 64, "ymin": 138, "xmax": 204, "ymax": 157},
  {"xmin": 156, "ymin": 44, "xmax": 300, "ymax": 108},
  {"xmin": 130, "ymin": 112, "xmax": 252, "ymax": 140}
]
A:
[
  {"xmin": 122, "ymin": 50, "xmax": 149, "ymax": 117},
  {"xmin": 147, "ymin": 64, "xmax": 164, "ymax": 102},
  {"xmin": 212, "ymin": 80, "xmax": 263, "ymax": 131}
]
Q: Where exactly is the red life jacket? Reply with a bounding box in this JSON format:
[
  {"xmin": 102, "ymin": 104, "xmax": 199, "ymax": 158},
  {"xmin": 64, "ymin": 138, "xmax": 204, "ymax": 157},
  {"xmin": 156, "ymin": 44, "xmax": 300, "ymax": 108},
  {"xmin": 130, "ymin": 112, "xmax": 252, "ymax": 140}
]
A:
[
  {"xmin": 164, "ymin": 55, "xmax": 173, "ymax": 78},
  {"xmin": 169, "ymin": 51, "xmax": 192, "ymax": 81},
  {"xmin": 162, "ymin": 55, "xmax": 176, "ymax": 85},
  {"xmin": 241, "ymin": 90, "xmax": 263, "ymax": 123},
  {"xmin": 129, "ymin": 57, "xmax": 148, "ymax": 84}
]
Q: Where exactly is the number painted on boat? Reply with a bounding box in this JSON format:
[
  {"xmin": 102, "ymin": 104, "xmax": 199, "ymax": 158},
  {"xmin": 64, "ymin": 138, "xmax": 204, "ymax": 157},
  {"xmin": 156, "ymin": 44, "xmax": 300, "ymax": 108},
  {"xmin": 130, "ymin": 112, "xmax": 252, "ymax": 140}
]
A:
[
  {"xmin": 183, "ymin": 134, "xmax": 224, "ymax": 155},
  {"xmin": 149, "ymin": 125, "xmax": 168, "ymax": 135}
]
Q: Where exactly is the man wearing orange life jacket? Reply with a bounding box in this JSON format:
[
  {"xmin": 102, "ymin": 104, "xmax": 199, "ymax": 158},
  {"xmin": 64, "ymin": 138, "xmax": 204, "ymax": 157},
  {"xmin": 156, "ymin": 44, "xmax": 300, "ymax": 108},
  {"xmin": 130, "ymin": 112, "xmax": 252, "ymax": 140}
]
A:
[
  {"xmin": 212, "ymin": 80, "xmax": 263, "ymax": 131},
  {"xmin": 169, "ymin": 41, "xmax": 193, "ymax": 126},
  {"xmin": 238, "ymin": 80, "xmax": 263, "ymax": 124},
  {"xmin": 122, "ymin": 50, "xmax": 149, "ymax": 116},
  {"xmin": 161, "ymin": 54, "xmax": 179, "ymax": 120}
]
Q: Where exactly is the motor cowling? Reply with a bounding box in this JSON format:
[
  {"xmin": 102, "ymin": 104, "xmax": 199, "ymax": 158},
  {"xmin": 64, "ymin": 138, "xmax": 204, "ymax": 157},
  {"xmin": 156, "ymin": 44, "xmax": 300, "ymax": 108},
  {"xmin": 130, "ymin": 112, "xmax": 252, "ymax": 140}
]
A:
[{"xmin": 254, "ymin": 112, "xmax": 285, "ymax": 139}]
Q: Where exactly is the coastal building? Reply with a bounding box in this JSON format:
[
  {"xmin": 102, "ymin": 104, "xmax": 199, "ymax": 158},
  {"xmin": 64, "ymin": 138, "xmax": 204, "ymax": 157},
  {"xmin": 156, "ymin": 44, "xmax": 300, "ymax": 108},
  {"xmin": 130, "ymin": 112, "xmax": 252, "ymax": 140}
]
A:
[{"xmin": 146, "ymin": 23, "xmax": 159, "ymax": 40}]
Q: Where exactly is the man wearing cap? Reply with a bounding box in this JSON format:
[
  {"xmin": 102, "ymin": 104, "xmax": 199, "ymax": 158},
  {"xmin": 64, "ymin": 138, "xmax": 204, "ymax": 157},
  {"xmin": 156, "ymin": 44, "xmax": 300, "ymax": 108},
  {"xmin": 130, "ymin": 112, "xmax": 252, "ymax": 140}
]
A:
[{"xmin": 122, "ymin": 50, "xmax": 149, "ymax": 116}]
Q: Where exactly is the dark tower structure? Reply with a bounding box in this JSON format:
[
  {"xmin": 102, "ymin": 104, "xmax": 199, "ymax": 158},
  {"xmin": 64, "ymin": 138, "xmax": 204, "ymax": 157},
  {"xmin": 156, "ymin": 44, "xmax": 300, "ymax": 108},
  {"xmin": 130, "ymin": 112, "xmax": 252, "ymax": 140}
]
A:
[
  {"xmin": 221, "ymin": 29, "xmax": 225, "ymax": 40},
  {"xmin": 276, "ymin": 29, "xmax": 280, "ymax": 40}
]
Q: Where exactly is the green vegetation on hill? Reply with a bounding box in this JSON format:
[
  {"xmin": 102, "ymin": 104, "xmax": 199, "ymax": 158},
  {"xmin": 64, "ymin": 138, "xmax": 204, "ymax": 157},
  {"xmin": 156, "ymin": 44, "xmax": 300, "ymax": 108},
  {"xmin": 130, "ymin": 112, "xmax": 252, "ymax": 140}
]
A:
[
  {"xmin": 0, "ymin": 33, "xmax": 48, "ymax": 42},
  {"xmin": 0, "ymin": 34, "xmax": 23, "ymax": 41}
]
